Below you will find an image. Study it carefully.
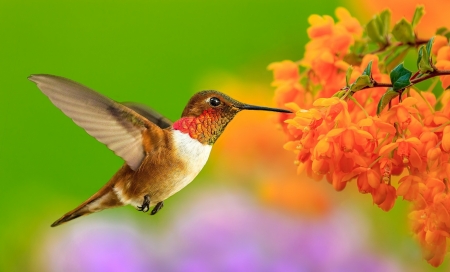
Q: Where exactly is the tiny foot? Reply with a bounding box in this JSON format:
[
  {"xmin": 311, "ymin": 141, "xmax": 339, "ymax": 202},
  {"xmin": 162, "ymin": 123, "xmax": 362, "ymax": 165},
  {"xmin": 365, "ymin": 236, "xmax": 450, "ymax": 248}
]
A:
[
  {"xmin": 150, "ymin": 201, "xmax": 164, "ymax": 215},
  {"xmin": 137, "ymin": 195, "xmax": 150, "ymax": 212}
]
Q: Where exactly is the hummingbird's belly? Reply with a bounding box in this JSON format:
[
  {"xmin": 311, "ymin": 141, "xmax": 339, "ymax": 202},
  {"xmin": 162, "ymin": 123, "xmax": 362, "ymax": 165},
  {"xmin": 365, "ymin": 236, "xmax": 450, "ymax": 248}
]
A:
[
  {"xmin": 162, "ymin": 130, "xmax": 212, "ymax": 198},
  {"xmin": 116, "ymin": 130, "xmax": 212, "ymax": 208}
]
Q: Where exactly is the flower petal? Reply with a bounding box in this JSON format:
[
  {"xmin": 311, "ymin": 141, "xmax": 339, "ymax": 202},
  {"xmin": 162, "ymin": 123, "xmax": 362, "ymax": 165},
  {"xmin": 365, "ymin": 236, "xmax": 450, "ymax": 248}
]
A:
[{"xmin": 379, "ymin": 142, "xmax": 399, "ymax": 157}]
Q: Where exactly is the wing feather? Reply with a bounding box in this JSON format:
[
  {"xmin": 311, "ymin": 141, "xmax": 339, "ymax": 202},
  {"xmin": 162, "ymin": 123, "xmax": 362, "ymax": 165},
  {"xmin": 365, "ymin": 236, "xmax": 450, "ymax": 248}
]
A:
[
  {"xmin": 122, "ymin": 102, "xmax": 173, "ymax": 129},
  {"xmin": 29, "ymin": 74, "xmax": 160, "ymax": 171}
]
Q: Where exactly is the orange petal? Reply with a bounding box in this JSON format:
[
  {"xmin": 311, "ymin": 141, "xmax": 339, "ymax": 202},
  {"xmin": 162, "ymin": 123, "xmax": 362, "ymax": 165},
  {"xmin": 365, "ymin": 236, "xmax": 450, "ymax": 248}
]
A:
[
  {"xmin": 397, "ymin": 176, "xmax": 411, "ymax": 197},
  {"xmin": 379, "ymin": 142, "xmax": 399, "ymax": 157},
  {"xmin": 405, "ymin": 137, "xmax": 422, "ymax": 148},
  {"xmin": 401, "ymin": 97, "xmax": 418, "ymax": 107},
  {"xmin": 373, "ymin": 118, "xmax": 396, "ymax": 135},
  {"xmin": 313, "ymin": 97, "xmax": 340, "ymax": 107},
  {"xmin": 396, "ymin": 106, "xmax": 410, "ymax": 123},
  {"xmin": 315, "ymin": 139, "xmax": 331, "ymax": 157},
  {"xmin": 284, "ymin": 102, "xmax": 301, "ymax": 113},
  {"xmin": 442, "ymin": 126, "xmax": 450, "ymax": 152},
  {"xmin": 409, "ymin": 147, "xmax": 422, "ymax": 169},
  {"xmin": 367, "ymin": 169, "xmax": 380, "ymax": 189},
  {"xmin": 326, "ymin": 128, "xmax": 345, "ymax": 138},
  {"xmin": 378, "ymin": 185, "xmax": 397, "ymax": 211},
  {"xmin": 341, "ymin": 129, "xmax": 355, "ymax": 151},
  {"xmin": 432, "ymin": 35, "xmax": 449, "ymax": 56},
  {"xmin": 372, "ymin": 183, "xmax": 387, "ymax": 205},
  {"xmin": 353, "ymin": 129, "xmax": 373, "ymax": 139},
  {"xmin": 358, "ymin": 117, "xmax": 373, "ymax": 127}
]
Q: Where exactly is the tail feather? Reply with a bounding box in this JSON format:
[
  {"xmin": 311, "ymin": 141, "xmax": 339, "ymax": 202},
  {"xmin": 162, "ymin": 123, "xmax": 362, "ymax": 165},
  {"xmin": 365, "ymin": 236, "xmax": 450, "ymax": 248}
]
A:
[
  {"xmin": 51, "ymin": 205, "xmax": 92, "ymax": 227},
  {"xmin": 51, "ymin": 186, "xmax": 123, "ymax": 227}
]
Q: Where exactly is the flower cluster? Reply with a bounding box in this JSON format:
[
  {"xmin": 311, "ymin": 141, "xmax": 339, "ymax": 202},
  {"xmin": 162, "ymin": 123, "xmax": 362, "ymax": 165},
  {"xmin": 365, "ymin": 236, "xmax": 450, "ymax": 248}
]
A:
[{"xmin": 270, "ymin": 7, "xmax": 450, "ymax": 267}]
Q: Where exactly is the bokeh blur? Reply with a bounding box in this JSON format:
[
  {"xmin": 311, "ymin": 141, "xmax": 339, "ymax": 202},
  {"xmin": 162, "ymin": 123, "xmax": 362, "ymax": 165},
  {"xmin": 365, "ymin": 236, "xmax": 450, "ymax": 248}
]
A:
[{"xmin": 0, "ymin": 0, "xmax": 448, "ymax": 271}]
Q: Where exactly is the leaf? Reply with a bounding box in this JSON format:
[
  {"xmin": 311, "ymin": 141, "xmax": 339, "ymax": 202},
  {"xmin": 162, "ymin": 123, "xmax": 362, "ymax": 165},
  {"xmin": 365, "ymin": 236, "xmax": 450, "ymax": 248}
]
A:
[
  {"xmin": 390, "ymin": 63, "xmax": 412, "ymax": 91},
  {"xmin": 417, "ymin": 46, "xmax": 433, "ymax": 73},
  {"xmin": 332, "ymin": 90, "xmax": 347, "ymax": 98},
  {"xmin": 417, "ymin": 38, "xmax": 435, "ymax": 73},
  {"xmin": 379, "ymin": 9, "xmax": 391, "ymax": 37},
  {"xmin": 436, "ymin": 27, "xmax": 448, "ymax": 35},
  {"xmin": 377, "ymin": 88, "xmax": 400, "ymax": 115},
  {"xmin": 411, "ymin": 5, "xmax": 425, "ymax": 28},
  {"xmin": 345, "ymin": 66, "xmax": 353, "ymax": 87},
  {"xmin": 366, "ymin": 16, "xmax": 386, "ymax": 45},
  {"xmin": 426, "ymin": 36, "xmax": 435, "ymax": 56},
  {"xmin": 362, "ymin": 60, "xmax": 373, "ymax": 77},
  {"xmin": 350, "ymin": 75, "xmax": 373, "ymax": 93},
  {"xmin": 436, "ymin": 27, "xmax": 450, "ymax": 40},
  {"xmin": 392, "ymin": 18, "xmax": 415, "ymax": 44},
  {"xmin": 343, "ymin": 52, "xmax": 362, "ymax": 66},
  {"xmin": 417, "ymin": 46, "xmax": 425, "ymax": 70},
  {"xmin": 385, "ymin": 45, "xmax": 410, "ymax": 72}
]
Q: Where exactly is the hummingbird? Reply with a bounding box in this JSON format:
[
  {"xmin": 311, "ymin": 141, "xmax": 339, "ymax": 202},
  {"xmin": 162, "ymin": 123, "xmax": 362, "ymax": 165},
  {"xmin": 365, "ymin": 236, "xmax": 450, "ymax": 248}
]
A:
[{"xmin": 29, "ymin": 74, "xmax": 291, "ymax": 227}]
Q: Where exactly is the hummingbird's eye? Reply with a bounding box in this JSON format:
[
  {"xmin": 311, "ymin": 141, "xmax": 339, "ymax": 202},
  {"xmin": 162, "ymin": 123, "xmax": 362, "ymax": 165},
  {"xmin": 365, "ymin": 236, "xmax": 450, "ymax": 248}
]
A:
[{"xmin": 209, "ymin": 97, "xmax": 221, "ymax": 107}]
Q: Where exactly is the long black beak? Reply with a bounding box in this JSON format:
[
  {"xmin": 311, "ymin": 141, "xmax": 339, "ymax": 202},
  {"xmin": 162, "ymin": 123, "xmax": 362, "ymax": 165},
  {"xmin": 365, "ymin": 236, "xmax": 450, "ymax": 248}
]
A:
[{"xmin": 239, "ymin": 104, "xmax": 292, "ymax": 113}]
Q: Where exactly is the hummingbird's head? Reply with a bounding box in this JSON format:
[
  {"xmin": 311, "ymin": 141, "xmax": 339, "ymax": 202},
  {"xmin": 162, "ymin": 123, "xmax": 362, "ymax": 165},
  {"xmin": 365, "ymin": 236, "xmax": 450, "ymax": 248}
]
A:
[{"xmin": 174, "ymin": 90, "xmax": 291, "ymax": 144}]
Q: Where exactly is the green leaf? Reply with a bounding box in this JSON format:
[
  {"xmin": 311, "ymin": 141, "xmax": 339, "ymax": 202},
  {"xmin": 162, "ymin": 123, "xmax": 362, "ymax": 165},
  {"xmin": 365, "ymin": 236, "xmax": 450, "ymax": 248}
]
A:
[
  {"xmin": 417, "ymin": 45, "xmax": 433, "ymax": 73},
  {"xmin": 416, "ymin": 38, "xmax": 435, "ymax": 74},
  {"xmin": 350, "ymin": 39, "xmax": 367, "ymax": 55},
  {"xmin": 417, "ymin": 45, "xmax": 424, "ymax": 68},
  {"xmin": 363, "ymin": 60, "xmax": 373, "ymax": 77},
  {"xmin": 366, "ymin": 16, "xmax": 386, "ymax": 45},
  {"xmin": 350, "ymin": 75, "xmax": 373, "ymax": 92},
  {"xmin": 436, "ymin": 27, "xmax": 449, "ymax": 36},
  {"xmin": 345, "ymin": 66, "xmax": 353, "ymax": 87},
  {"xmin": 411, "ymin": 5, "xmax": 425, "ymax": 28},
  {"xmin": 385, "ymin": 45, "xmax": 409, "ymax": 72},
  {"xmin": 435, "ymin": 27, "xmax": 450, "ymax": 40},
  {"xmin": 392, "ymin": 18, "xmax": 415, "ymax": 44},
  {"xmin": 426, "ymin": 36, "xmax": 435, "ymax": 55},
  {"xmin": 379, "ymin": 9, "xmax": 391, "ymax": 37},
  {"xmin": 377, "ymin": 88, "xmax": 399, "ymax": 115},
  {"xmin": 390, "ymin": 63, "xmax": 412, "ymax": 91},
  {"xmin": 332, "ymin": 90, "xmax": 347, "ymax": 98},
  {"xmin": 343, "ymin": 52, "xmax": 362, "ymax": 66}
]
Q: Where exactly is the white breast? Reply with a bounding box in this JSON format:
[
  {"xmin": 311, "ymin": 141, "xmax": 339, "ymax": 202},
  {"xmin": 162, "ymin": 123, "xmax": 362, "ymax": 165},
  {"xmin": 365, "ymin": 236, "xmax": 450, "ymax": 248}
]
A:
[{"xmin": 169, "ymin": 130, "xmax": 212, "ymax": 196}]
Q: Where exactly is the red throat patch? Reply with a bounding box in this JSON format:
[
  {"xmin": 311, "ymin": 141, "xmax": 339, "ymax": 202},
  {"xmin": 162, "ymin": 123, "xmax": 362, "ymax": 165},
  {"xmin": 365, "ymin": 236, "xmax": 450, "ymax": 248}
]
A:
[{"xmin": 173, "ymin": 109, "xmax": 224, "ymax": 144}]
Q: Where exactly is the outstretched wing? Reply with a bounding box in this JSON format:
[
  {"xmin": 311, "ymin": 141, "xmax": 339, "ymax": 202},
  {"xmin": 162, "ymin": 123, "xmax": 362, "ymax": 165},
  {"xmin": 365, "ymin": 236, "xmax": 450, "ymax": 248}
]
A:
[
  {"xmin": 29, "ymin": 74, "xmax": 163, "ymax": 171},
  {"xmin": 121, "ymin": 102, "xmax": 173, "ymax": 129}
]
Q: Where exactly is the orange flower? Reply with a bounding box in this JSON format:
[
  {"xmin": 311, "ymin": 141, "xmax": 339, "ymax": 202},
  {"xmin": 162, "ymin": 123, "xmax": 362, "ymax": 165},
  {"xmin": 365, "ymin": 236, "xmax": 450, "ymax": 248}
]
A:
[
  {"xmin": 441, "ymin": 126, "xmax": 450, "ymax": 152},
  {"xmin": 267, "ymin": 60, "xmax": 299, "ymax": 86},
  {"xmin": 397, "ymin": 175, "xmax": 421, "ymax": 201},
  {"xmin": 355, "ymin": 167, "xmax": 381, "ymax": 193},
  {"xmin": 379, "ymin": 137, "xmax": 422, "ymax": 169},
  {"xmin": 381, "ymin": 97, "xmax": 419, "ymax": 129},
  {"xmin": 311, "ymin": 50, "xmax": 337, "ymax": 84},
  {"xmin": 335, "ymin": 7, "xmax": 363, "ymax": 37},
  {"xmin": 271, "ymin": 6, "xmax": 450, "ymax": 266},
  {"xmin": 302, "ymin": 8, "xmax": 358, "ymax": 68},
  {"xmin": 371, "ymin": 183, "xmax": 397, "ymax": 211},
  {"xmin": 307, "ymin": 14, "xmax": 334, "ymax": 39},
  {"xmin": 432, "ymin": 35, "xmax": 448, "ymax": 56},
  {"xmin": 435, "ymin": 46, "xmax": 450, "ymax": 89}
]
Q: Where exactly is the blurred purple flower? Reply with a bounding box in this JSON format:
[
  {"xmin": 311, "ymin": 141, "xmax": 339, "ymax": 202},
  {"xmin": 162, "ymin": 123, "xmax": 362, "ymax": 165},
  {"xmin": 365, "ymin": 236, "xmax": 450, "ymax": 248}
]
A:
[
  {"xmin": 36, "ymin": 188, "xmax": 405, "ymax": 272},
  {"xmin": 38, "ymin": 219, "xmax": 160, "ymax": 272}
]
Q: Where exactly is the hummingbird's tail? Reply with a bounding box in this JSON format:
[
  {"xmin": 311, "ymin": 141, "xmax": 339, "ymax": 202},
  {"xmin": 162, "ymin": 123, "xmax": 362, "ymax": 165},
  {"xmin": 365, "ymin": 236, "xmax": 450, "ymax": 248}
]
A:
[{"xmin": 51, "ymin": 184, "xmax": 123, "ymax": 227}]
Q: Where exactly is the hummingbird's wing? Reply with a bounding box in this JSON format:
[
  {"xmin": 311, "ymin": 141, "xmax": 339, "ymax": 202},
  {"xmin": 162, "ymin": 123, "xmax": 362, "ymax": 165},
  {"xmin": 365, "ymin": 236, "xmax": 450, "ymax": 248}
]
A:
[
  {"xmin": 121, "ymin": 102, "xmax": 173, "ymax": 129},
  {"xmin": 29, "ymin": 74, "xmax": 162, "ymax": 171}
]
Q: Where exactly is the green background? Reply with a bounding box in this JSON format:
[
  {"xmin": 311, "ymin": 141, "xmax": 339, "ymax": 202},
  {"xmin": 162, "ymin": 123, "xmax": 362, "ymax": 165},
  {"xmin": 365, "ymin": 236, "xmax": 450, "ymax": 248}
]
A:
[{"xmin": 0, "ymin": 0, "xmax": 447, "ymax": 271}]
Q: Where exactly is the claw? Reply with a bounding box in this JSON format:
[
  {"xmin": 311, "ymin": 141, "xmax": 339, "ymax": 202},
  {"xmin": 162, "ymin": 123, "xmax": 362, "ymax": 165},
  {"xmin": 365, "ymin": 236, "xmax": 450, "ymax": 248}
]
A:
[
  {"xmin": 150, "ymin": 201, "xmax": 164, "ymax": 215},
  {"xmin": 137, "ymin": 195, "xmax": 150, "ymax": 213}
]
